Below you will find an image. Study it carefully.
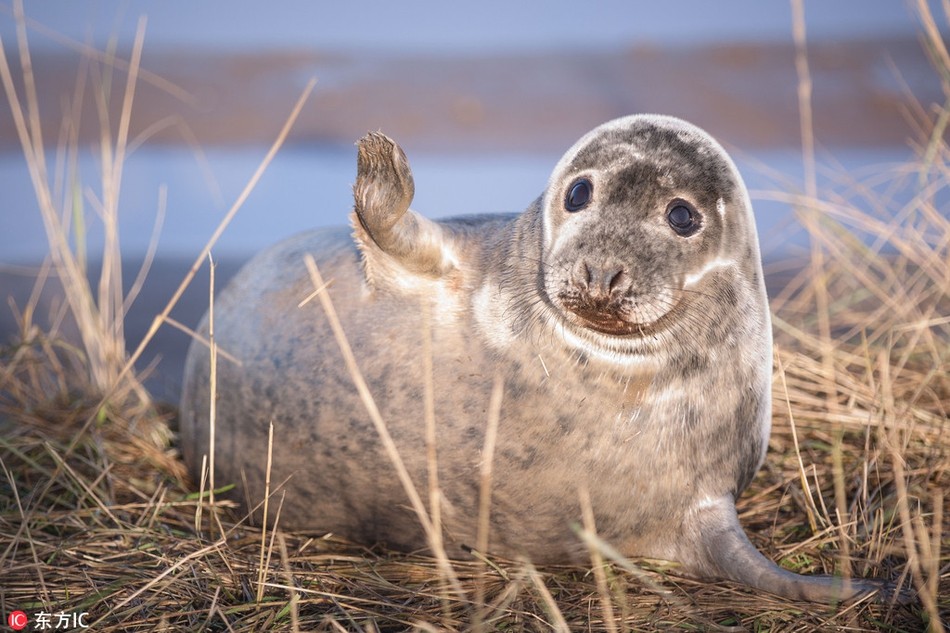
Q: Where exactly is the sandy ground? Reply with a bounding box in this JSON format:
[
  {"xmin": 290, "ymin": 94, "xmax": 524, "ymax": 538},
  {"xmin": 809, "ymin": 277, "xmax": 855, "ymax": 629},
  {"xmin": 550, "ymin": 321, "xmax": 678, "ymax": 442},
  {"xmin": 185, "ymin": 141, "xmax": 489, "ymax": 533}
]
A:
[{"xmin": 0, "ymin": 37, "xmax": 938, "ymax": 153}]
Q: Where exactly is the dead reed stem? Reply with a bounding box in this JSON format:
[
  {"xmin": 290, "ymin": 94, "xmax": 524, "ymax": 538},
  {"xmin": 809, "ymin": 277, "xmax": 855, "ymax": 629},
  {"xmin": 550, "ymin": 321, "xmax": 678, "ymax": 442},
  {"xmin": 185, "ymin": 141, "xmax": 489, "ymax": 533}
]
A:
[
  {"xmin": 524, "ymin": 564, "xmax": 570, "ymax": 633},
  {"xmin": 476, "ymin": 375, "xmax": 504, "ymax": 558},
  {"xmin": 777, "ymin": 349, "xmax": 821, "ymax": 533},
  {"xmin": 303, "ymin": 255, "xmax": 465, "ymax": 600},
  {"xmin": 420, "ymin": 300, "xmax": 443, "ymax": 570},
  {"xmin": 792, "ymin": 0, "xmax": 852, "ymax": 581},
  {"xmin": 116, "ymin": 77, "xmax": 317, "ymax": 396},
  {"xmin": 89, "ymin": 537, "xmax": 227, "ymax": 628},
  {"xmin": 472, "ymin": 375, "xmax": 504, "ymax": 630},
  {"xmin": 208, "ymin": 253, "xmax": 218, "ymax": 509},
  {"xmin": 579, "ymin": 486, "xmax": 619, "ymax": 633},
  {"xmin": 0, "ymin": 1, "xmax": 148, "ymax": 402},
  {"xmin": 256, "ymin": 421, "xmax": 275, "ymax": 603},
  {"xmin": 0, "ymin": 4, "xmax": 196, "ymax": 103}
]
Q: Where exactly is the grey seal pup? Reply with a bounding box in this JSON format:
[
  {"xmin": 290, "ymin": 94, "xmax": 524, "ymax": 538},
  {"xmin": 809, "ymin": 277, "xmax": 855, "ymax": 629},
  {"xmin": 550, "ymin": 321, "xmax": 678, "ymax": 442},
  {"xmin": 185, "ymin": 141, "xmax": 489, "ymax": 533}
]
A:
[{"xmin": 180, "ymin": 114, "xmax": 895, "ymax": 602}]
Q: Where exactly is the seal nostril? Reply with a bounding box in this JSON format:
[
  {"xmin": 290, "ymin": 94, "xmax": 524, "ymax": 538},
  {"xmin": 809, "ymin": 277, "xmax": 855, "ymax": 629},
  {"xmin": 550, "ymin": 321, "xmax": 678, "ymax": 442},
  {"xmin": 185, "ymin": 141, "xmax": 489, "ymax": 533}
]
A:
[
  {"xmin": 608, "ymin": 268, "xmax": 627, "ymax": 292},
  {"xmin": 577, "ymin": 260, "xmax": 592, "ymax": 287},
  {"xmin": 578, "ymin": 263, "xmax": 628, "ymax": 299}
]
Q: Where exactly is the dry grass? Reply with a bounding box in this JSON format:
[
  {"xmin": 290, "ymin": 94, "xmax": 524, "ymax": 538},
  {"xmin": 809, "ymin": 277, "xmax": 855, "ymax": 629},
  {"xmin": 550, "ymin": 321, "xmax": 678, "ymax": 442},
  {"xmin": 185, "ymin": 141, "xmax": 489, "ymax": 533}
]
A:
[{"xmin": 1, "ymin": 2, "xmax": 949, "ymax": 631}]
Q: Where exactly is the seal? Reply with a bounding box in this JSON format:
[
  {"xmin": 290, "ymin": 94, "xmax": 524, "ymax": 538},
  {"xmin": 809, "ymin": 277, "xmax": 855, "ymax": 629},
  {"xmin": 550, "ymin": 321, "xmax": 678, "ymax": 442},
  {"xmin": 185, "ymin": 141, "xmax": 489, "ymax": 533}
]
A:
[{"xmin": 180, "ymin": 114, "xmax": 895, "ymax": 602}]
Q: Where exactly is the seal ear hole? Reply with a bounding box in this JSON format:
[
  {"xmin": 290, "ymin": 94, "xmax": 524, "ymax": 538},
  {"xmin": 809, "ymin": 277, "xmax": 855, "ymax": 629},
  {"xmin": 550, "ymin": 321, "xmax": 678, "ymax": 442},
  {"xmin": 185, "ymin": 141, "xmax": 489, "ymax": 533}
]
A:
[
  {"xmin": 666, "ymin": 200, "xmax": 701, "ymax": 237},
  {"xmin": 565, "ymin": 178, "xmax": 593, "ymax": 212}
]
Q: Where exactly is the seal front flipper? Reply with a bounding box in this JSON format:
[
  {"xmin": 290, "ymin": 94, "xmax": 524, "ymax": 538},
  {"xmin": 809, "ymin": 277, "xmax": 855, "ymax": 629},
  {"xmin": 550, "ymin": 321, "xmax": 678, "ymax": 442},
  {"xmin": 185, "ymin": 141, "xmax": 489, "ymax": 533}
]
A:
[
  {"xmin": 352, "ymin": 131, "xmax": 458, "ymax": 287},
  {"xmin": 686, "ymin": 496, "xmax": 906, "ymax": 603}
]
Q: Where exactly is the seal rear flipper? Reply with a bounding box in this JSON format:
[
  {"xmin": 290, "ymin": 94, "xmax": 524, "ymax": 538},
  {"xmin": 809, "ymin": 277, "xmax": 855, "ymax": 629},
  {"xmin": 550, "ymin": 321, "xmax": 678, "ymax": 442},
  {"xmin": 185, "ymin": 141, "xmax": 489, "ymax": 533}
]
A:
[
  {"xmin": 687, "ymin": 496, "xmax": 904, "ymax": 603},
  {"xmin": 352, "ymin": 131, "xmax": 458, "ymax": 287}
]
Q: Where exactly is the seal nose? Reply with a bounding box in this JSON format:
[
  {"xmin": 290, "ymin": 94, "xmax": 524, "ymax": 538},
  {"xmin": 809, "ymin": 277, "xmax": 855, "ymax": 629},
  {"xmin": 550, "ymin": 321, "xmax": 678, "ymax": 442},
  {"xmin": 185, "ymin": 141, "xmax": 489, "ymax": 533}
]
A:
[{"xmin": 576, "ymin": 259, "xmax": 629, "ymax": 301}]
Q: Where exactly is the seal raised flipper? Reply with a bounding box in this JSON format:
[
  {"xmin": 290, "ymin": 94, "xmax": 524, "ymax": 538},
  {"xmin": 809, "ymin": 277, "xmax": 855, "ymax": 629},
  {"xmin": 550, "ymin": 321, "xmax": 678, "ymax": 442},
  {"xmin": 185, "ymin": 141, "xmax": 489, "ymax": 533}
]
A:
[
  {"xmin": 686, "ymin": 496, "xmax": 902, "ymax": 602},
  {"xmin": 352, "ymin": 131, "xmax": 458, "ymax": 286}
]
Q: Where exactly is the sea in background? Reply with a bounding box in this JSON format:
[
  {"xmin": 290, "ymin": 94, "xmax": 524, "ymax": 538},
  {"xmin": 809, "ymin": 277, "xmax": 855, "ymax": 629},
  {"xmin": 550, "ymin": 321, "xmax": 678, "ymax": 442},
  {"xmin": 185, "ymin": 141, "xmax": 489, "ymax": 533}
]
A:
[{"xmin": 0, "ymin": 1, "xmax": 946, "ymax": 400}]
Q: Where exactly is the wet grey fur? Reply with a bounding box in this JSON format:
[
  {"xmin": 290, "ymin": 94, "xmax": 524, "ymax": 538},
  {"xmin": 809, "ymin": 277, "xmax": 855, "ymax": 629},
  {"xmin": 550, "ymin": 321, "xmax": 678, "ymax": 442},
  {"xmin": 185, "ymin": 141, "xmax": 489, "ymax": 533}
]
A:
[{"xmin": 180, "ymin": 115, "xmax": 898, "ymax": 602}]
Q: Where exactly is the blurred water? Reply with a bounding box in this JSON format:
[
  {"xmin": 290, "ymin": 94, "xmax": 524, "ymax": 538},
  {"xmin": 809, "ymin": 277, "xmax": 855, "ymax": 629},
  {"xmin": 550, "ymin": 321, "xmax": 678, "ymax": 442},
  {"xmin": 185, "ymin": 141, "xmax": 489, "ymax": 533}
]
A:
[
  {"xmin": 0, "ymin": 142, "xmax": 925, "ymax": 402},
  {"xmin": 0, "ymin": 0, "xmax": 937, "ymax": 263},
  {"xmin": 0, "ymin": 1, "xmax": 939, "ymax": 402},
  {"xmin": 2, "ymin": 1, "xmax": 930, "ymax": 54},
  {"xmin": 0, "ymin": 143, "xmax": 919, "ymax": 265}
]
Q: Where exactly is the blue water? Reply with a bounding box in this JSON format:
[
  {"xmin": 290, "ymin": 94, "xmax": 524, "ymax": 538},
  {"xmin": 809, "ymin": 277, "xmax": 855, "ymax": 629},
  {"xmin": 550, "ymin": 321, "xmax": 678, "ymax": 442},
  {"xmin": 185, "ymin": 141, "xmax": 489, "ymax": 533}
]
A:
[
  {"xmin": 0, "ymin": 143, "xmax": 920, "ymax": 265},
  {"xmin": 1, "ymin": 1, "xmax": 931, "ymax": 55},
  {"xmin": 0, "ymin": 1, "xmax": 939, "ymax": 404},
  {"xmin": 0, "ymin": 141, "xmax": 929, "ymax": 402},
  {"xmin": 0, "ymin": 1, "xmax": 936, "ymax": 264}
]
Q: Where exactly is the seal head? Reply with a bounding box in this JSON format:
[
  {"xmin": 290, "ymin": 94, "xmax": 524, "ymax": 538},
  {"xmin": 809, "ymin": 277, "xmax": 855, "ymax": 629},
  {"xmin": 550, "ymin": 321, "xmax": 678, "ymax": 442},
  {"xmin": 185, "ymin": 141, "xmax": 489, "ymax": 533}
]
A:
[{"xmin": 538, "ymin": 116, "xmax": 759, "ymax": 363}]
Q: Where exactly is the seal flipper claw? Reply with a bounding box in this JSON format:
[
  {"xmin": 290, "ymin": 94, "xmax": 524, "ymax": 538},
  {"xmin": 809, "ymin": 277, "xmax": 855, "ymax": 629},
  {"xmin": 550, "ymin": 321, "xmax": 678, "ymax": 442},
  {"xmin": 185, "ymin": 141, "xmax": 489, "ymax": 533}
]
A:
[
  {"xmin": 353, "ymin": 131, "xmax": 457, "ymax": 285},
  {"xmin": 689, "ymin": 496, "xmax": 904, "ymax": 603}
]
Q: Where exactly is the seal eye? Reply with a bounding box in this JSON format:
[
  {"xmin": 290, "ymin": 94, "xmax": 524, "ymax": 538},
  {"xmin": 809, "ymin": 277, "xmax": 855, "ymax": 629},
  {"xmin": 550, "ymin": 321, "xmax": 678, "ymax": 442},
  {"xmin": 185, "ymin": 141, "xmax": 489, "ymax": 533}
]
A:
[
  {"xmin": 667, "ymin": 202, "xmax": 700, "ymax": 236},
  {"xmin": 565, "ymin": 178, "xmax": 592, "ymax": 212}
]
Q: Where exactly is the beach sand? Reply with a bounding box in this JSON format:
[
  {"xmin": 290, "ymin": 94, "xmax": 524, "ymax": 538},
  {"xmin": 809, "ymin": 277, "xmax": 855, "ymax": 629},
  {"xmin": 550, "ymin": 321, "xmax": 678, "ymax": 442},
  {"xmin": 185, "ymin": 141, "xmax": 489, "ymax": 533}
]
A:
[{"xmin": 0, "ymin": 37, "xmax": 936, "ymax": 154}]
